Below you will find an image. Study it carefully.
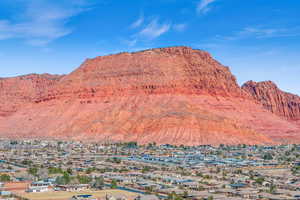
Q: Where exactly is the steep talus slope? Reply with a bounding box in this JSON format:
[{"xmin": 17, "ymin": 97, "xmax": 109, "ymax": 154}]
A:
[
  {"xmin": 0, "ymin": 94, "xmax": 277, "ymax": 145},
  {"xmin": 0, "ymin": 47, "xmax": 299, "ymax": 145},
  {"xmin": 242, "ymin": 81, "xmax": 300, "ymax": 121}
]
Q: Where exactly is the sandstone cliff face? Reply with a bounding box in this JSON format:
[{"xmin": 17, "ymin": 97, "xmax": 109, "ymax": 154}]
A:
[
  {"xmin": 242, "ymin": 81, "xmax": 300, "ymax": 121},
  {"xmin": 39, "ymin": 47, "xmax": 246, "ymax": 102},
  {"xmin": 0, "ymin": 74, "xmax": 62, "ymax": 116},
  {"xmin": 0, "ymin": 47, "xmax": 299, "ymax": 145}
]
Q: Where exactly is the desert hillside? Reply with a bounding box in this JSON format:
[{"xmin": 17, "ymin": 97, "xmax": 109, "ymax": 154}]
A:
[{"xmin": 0, "ymin": 47, "xmax": 299, "ymax": 145}]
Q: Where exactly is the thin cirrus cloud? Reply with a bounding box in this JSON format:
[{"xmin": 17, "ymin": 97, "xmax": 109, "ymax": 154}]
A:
[
  {"xmin": 125, "ymin": 15, "xmax": 188, "ymax": 48},
  {"xmin": 219, "ymin": 27, "xmax": 300, "ymax": 41},
  {"xmin": 0, "ymin": 0, "xmax": 91, "ymax": 46},
  {"xmin": 123, "ymin": 17, "xmax": 172, "ymax": 48},
  {"xmin": 137, "ymin": 19, "xmax": 171, "ymax": 39},
  {"xmin": 197, "ymin": 0, "xmax": 216, "ymax": 14},
  {"xmin": 239, "ymin": 27, "xmax": 300, "ymax": 38},
  {"xmin": 122, "ymin": 38, "xmax": 138, "ymax": 47},
  {"xmin": 130, "ymin": 15, "xmax": 144, "ymax": 29}
]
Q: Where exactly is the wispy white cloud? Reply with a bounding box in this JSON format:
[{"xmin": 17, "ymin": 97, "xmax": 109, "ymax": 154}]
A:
[
  {"xmin": 138, "ymin": 19, "xmax": 171, "ymax": 39},
  {"xmin": 130, "ymin": 15, "xmax": 144, "ymax": 29},
  {"xmin": 124, "ymin": 17, "xmax": 176, "ymax": 48},
  {"xmin": 239, "ymin": 27, "xmax": 300, "ymax": 38},
  {"xmin": 197, "ymin": 0, "xmax": 216, "ymax": 14},
  {"xmin": 0, "ymin": 20, "xmax": 13, "ymax": 40},
  {"xmin": 173, "ymin": 23, "xmax": 187, "ymax": 32},
  {"xmin": 0, "ymin": 0, "xmax": 91, "ymax": 46},
  {"xmin": 219, "ymin": 27, "xmax": 300, "ymax": 40}
]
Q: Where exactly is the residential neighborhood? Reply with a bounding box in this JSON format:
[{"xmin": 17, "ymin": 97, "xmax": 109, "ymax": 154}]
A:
[{"xmin": 0, "ymin": 140, "xmax": 300, "ymax": 199}]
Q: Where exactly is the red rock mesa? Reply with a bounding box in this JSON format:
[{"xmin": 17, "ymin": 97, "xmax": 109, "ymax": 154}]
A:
[{"xmin": 0, "ymin": 47, "xmax": 299, "ymax": 145}]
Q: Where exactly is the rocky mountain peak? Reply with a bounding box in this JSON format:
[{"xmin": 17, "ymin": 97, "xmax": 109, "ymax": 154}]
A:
[{"xmin": 242, "ymin": 80, "xmax": 300, "ymax": 120}]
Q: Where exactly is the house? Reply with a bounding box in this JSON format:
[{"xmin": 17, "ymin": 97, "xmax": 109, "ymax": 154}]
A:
[
  {"xmin": 234, "ymin": 188, "xmax": 259, "ymax": 199},
  {"xmin": 136, "ymin": 181, "xmax": 161, "ymax": 191},
  {"xmin": 27, "ymin": 185, "xmax": 49, "ymax": 193},
  {"xmin": 229, "ymin": 183, "xmax": 247, "ymax": 189},
  {"xmin": 26, "ymin": 181, "xmax": 51, "ymax": 193},
  {"xmin": 0, "ymin": 190, "xmax": 12, "ymax": 196},
  {"xmin": 55, "ymin": 184, "xmax": 90, "ymax": 191},
  {"xmin": 135, "ymin": 195, "xmax": 159, "ymax": 200},
  {"xmin": 182, "ymin": 181, "xmax": 200, "ymax": 190},
  {"xmin": 262, "ymin": 181, "xmax": 272, "ymax": 187},
  {"xmin": 70, "ymin": 194, "xmax": 98, "ymax": 200}
]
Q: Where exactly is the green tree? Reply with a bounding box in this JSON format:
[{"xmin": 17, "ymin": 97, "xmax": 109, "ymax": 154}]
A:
[
  {"xmin": 67, "ymin": 168, "xmax": 73, "ymax": 175},
  {"xmin": 111, "ymin": 179, "xmax": 117, "ymax": 189},
  {"xmin": 112, "ymin": 157, "xmax": 121, "ymax": 164},
  {"xmin": 167, "ymin": 191, "xmax": 183, "ymax": 200},
  {"xmin": 77, "ymin": 175, "xmax": 92, "ymax": 184},
  {"xmin": 263, "ymin": 153, "xmax": 273, "ymax": 160},
  {"xmin": 0, "ymin": 174, "xmax": 10, "ymax": 182},
  {"xmin": 48, "ymin": 167, "xmax": 63, "ymax": 174},
  {"xmin": 142, "ymin": 166, "xmax": 151, "ymax": 173},
  {"xmin": 255, "ymin": 177, "xmax": 265, "ymax": 185},
  {"xmin": 22, "ymin": 160, "xmax": 33, "ymax": 166},
  {"xmin": 55, "ymin": 176, "xmax": 64, "ymax": 185},
  {"xmin": 168, "ymin": 191, "xmax": 176, "ymax": 200},
  {"xmin": 92, "ymin": 177, "xmax": 104, "ymax": 189},
  {"xmin": 28, "ymin": 167, "xmax": 38, "ymax": 176},
  {"xmin": 63, "ymin": 172, "xmax": 71, "ymax": 184},
  {"xmin": 269, "ymin": 183, "xmax": 277, "ymax": 194},
  {"xmin": 55, "ymin": 172, "xmax": 71, "ymax": 185},
  {"xmin": 208, "ymin": 196, "xmax": 214, "ymax": 200}
]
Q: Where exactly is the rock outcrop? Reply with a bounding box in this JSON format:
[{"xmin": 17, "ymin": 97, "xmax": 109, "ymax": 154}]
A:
[
  {"xmin": 0, "ymin": 47, "xmax": 299, "ymax": 145},
  {"xmin": 242, "ymin": 80, "xmax": 300, "ymax": 121}
]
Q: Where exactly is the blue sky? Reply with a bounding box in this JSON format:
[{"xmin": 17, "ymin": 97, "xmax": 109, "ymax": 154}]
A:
[{"xmin": 0, "ymin": 0, "xmax": 300, "ymax": 94}]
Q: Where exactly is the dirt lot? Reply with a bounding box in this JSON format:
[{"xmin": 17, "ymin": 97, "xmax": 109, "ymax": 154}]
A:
[
  {"xmin": 256, "ymin": 168, "xmax": 292, "ymax": 178},
  {"xmin": 19, "ymin": 189, "xmax": 138, "ymax": 200}
]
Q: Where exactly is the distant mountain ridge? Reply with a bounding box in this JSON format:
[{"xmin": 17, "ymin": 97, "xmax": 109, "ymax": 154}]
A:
[{"xmin": 0, "ymin": 46, "xmax": 299, "ymax": 145}]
